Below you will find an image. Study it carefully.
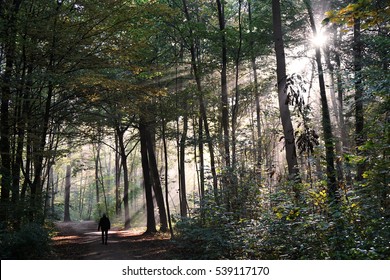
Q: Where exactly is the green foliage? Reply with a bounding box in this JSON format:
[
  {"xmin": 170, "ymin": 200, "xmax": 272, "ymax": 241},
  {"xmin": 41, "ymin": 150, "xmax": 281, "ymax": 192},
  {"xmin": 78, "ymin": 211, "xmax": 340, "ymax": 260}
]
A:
[
  {"xmin": 174, "ymin": 218, "xmax": 236, "ymax": 259},
  {"xmin": 174, "ymin": 182, "xmax": 390, "ymax": 259},
  {"xmin": 173, "ymin": 191, "xmax": 238, "ymax": 259},
  {"xmin": 0, "ymin": 223, "xmax": 52, "ymax": 259}
]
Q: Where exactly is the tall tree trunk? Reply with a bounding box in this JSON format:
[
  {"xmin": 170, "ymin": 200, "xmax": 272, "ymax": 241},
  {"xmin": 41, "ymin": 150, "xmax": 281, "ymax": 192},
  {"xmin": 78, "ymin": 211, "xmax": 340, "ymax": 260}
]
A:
[
  {"xmin": 232, "ymin": 0, "xmax": 243, "ymax": 169},
  {"xmin": 51, "ymin": 170, "xmax": 58, "ymax": 218},
  {"xmin": 64, "ymin": 163, "xmax": 71, "ymax": 222},
  {"xmin": 249, "ymin": 0, "xmax": 262, "ymax": 175},
  {"xmin": 353, "ymin": 13, "xmax": 365, "ymax": 181},
  {"xmin": 115, "ymin": 133, "xmax": 122, "ymax": 216},
  {"xmin": 94, "ymin": 143, "xmax": 101, "ymax": 211},
  {"xmin": 230, "ymin": 0, "xmax": 243, "ymax": 212},
  {"xmin": 162, "ymin": 117, "xmax": 174, "ymax": 237},
  {"xmin": 305, "ymin": 0, "xmax": 338, "ymax": 202},
  {"xmin": 30, "ymin": 0, "xmax": 62, "ymax": 222},
  {"xmin": 145, "ymin": 124, "xmax": 168, "ymax": 232},
  {"xmin": 0, "ymin": 0, "xmax": 22, "ymax": 223},
  {"xmin": 139, "ymin": 121, "xmax": 156, "ymax": 234},
  {"xmin": 216, "ymin": 0, "xmax": 230, "ymax": 170},
  {"xmin": 328, "ymin": 26, "xmax": 349, "ymax": 187},
  {"xmin": 178, "ymin": 98, "xmax": 188, "ymax": 218},
  {"xmin": 335, "ymin": 44, "xmax": 348, "ymax": 152},
  {"xmin": 116, "ymin": 127, "xmax": 130, "ymax": 229},
  {"xmin": 334, "ymin": 32, "xmax": 352, "ymax": 186},
  {"xmin": 181, "ymin": 0, "xmax": 218, "ymax": 201},
  {"xmin": 272, "ymin": 0, "xmax": 300, "ymax": 197},
  {"xmin": 305, "ymin": 0, "xmax": 337, "ymax": 201}
]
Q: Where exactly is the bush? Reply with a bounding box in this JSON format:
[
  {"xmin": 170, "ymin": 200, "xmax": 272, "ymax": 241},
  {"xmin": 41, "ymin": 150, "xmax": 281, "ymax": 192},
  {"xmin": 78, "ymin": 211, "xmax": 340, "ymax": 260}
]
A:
[
  {"xmin": 173, "ymin": 185, "xmax": 390, "ymax": 260},
  {"xmin": 174, "ymin": 218, "xmax": 235, "ymax": 259},
  {"xmin": 0, "ymin": 222, "xmax": 52, "ymax": 259}
]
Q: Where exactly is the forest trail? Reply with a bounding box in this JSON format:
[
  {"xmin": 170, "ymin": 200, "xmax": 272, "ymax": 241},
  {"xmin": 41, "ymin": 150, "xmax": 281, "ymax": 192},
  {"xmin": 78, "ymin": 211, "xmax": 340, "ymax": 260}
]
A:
[{"xmin": 51, "ymin": 221, "xmax": 175, "ymax": 260}]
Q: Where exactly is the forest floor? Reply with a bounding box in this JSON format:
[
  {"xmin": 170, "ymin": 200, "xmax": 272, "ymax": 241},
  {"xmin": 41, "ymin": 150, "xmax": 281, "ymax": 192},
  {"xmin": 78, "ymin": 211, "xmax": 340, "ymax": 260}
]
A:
[{"xmin": 50, "ymin": 221, "xmax": 176, "ymax": 260}]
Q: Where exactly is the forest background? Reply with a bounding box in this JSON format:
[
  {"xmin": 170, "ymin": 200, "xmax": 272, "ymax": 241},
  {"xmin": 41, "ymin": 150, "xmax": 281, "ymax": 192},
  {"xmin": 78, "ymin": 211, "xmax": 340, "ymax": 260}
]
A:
[{"xmin": 0, "ymin": 0, "xmax": 389, "ymax": 260}]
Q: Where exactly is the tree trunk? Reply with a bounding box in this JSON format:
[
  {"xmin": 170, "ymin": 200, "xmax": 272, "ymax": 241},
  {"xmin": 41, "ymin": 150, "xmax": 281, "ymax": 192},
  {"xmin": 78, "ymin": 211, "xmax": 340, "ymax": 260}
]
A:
[
  {"xmin": 139, "ymin": 121, "xmax": 157, "ymax": 234},
  {"xmin": 115, "ymin": 133, "xmax": 122, "ymax": 216},
  {"xmin": 145, "ymin": 124, "xmax": 168, "ymax": 232},
  {"xmin": 216, "ymin": 0, "xmax": 230, "ymax": 170},
  {"xmin": 334, "ymin": 33, "xmax": 352, "ymax": 186},
  {"xmin": 182, "ymin": 0, "xmax": 218, "ymax": 202},
  {"xmin": 198, "ymin": 116, "xmax": 205, "ymax": 200},
  {"xmin": 94, "ymin": 143, "xmax": 101, "ymax": 211},
  {"xmin": 64, "ymin": 163, "xmax": 71, "ymax": 222},
  {"xmin": 305, "ymin": 0, "xmax": 337, "ymax": 201},
  {"xmin": 354, "ymin": 14, "xmax": 365, "ymax": 181},
  {"xmin": 116, "ymin": 127, "xmax": 130, "ymax": 229},
  {"xmin": 272, "ymin": 0, "xmax": 300, "ymax": 194},
  {"xmin": 232, "ymin": 0, "xmax": 243, "ymax": 169},
  {"xmin": 249, "ymin": 0, "xmax": 262, "ymax": 174},
  {"xmin": 30, "ymin": 0, "xmax": 62, "ymax": 222},
  {"xmin": 0, "ymin": 0, "xmax": 22, "ymax": 223},
  {"xmin": 179, "ymin": 98, "xmax": 188, "ymax": 218},
  {"xmin": 162, "ymin": 117, "xmax": 174, "ymax": 237}
]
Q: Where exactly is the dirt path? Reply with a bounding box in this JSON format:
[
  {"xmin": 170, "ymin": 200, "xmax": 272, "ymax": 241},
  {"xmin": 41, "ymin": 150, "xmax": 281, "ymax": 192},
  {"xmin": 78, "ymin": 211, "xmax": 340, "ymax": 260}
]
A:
[{"xmin": 51, "ymin": 221, "xmax": 175, "ymax": 260}]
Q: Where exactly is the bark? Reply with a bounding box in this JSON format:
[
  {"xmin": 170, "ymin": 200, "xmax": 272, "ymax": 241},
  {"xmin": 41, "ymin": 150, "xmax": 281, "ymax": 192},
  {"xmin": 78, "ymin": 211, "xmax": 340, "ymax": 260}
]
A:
[
  {"xmin": 354, "ymin": 15, "xmax": 365, "ymax": 181},
  {"xmin": 115, "ymin": 133, "xmax": 122, "ymax": 216},
  {"xmin": 94, "ymin": 143, "xmax": 101, "ymax": 208},
  {"xmin": 232, "ymin": 0, "xmax": 243, "ymax": 168},
  {"xmin": 30, "ymin": 0, "xmax": 62, "ymax": 220},
  {"xmin": 305, "ymin": 0, "xmax": 337, "ymax": 201},
  {"xmin": 0, "ymin": 0, "xmax": 22, "ymax": 222},
  {"xmin": 116, "ymin": 127, "xmax": 130, "ymax": 229},
  {"xmin": 145, "ymin": 125, "xmax": 168, "ymax": 232},
  {"xmin": 198, "ymin": 117, "xmax": 205, "ymax": 200},
  {"xmin": 139, "ymin": 121, "xmax": 157, "ymax": 234},
  {"xmin": 335, "ymin": 42, "xmax": 348, "ymax": 151},
  {"xmin": 181, "ymin": 0, "xmax": 218, "ymax": 201},
  {"xmin": 216, "ymin": 0, "xmax": 230, "ymax": 169},
  {"xmin": 178, "ymin": 99, "xmax": 188, "ymax": 218},
  {"xmin": 272, "ymin": 0, "xmax": 300, "ymax": 190},
  {"xmin": 64, "ymin": 163, "xmax": 71, "ymax": 222},
  {"xmin": 162, "ymin": 118, "xmax": 174, "ymax": 237},
  {"xmin": 249, "ymin": 1, "xmax": 262, "ymax": 173}
]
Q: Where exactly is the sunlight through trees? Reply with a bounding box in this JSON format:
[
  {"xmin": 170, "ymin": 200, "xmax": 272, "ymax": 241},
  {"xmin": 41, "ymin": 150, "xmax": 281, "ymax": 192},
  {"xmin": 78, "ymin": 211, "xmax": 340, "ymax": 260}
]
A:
[{"xmin": 1, "ymin": 0, "xmax": 389, "ymax": 260}]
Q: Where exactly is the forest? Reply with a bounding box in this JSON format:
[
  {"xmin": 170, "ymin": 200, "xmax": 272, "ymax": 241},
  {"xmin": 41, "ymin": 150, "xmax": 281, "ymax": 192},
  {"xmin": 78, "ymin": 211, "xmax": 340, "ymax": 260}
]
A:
[{"xmin": 0, "ymin": 0, "xmax": 389, "ymax": 260}]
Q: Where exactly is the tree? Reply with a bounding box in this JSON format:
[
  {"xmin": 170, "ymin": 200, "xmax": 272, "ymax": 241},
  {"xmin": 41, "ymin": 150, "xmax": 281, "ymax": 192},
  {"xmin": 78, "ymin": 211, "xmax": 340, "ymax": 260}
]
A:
[
  {"xmin": 64, "ymin": 161, "xmax": 71, "ymax": 222},
  {"xmin": 305, "ymin": 0, "xmax": 337, "ymax": 202},
  {"xmin": 216, "ymin": 0, "xmax": 231, "ymax": 171},
  {"xmin": 0, "ymin": 0, "xmax": 22, "ymax": 222},
  {"xmin": 271, "ymin": 0, "xmax": 300, "ymax": 197},
  {"xmin": 352, "ymin": 1, "xmax": 365, "ymax": 181},
  {"xmin": 180, "ymin": 0, "xmax": 219, "ymax": 203},
  {"xmin": 139, "ymin": 120, "xmax": 157, "ymax": 234},
  {"xmin": 116, "ymin": 125, "xmax": 132, "ymax": 229}
]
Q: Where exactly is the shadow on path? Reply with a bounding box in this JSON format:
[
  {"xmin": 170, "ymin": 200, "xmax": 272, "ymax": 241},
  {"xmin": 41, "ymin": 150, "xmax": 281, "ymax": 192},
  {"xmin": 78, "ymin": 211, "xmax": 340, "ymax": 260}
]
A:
[{"xmin": 51, "ymin": 221, "xmax": 174, "ymax": 260}]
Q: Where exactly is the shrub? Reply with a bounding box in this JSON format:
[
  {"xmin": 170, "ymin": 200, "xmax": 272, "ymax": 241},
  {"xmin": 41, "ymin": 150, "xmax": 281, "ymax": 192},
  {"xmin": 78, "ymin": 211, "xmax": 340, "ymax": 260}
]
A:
[{"xmin": 0, "ymin": 222, "xmax": 52, "ymax": 259}]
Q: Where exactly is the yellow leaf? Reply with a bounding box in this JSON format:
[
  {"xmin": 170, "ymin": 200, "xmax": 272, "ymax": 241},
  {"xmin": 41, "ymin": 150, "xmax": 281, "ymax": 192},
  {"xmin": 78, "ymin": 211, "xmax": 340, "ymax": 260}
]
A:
[{"xmin": 325, "ymin": 10, "xmax": 335, "ymax": 18}]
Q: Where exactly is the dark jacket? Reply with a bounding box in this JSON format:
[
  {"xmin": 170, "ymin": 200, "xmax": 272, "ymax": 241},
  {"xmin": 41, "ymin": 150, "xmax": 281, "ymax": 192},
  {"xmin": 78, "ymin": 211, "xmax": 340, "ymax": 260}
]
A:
[{"xmin": 98, "ymin": 215, "xmax": 110, "ymax": 231}]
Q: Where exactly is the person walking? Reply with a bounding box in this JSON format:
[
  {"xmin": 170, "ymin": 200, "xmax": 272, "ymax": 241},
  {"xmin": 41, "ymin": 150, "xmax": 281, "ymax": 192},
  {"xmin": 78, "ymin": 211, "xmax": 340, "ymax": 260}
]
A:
[{"xmin": 98, "ymin": 213, "xmax": 111, "ymax": 245}]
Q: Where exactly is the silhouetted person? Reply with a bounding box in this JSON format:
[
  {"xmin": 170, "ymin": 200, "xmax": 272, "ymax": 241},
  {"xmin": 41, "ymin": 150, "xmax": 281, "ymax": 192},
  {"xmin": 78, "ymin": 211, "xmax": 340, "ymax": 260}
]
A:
[{"xmin": 98, "ymin": 214, "xmax": 110, "ymax": 245}]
